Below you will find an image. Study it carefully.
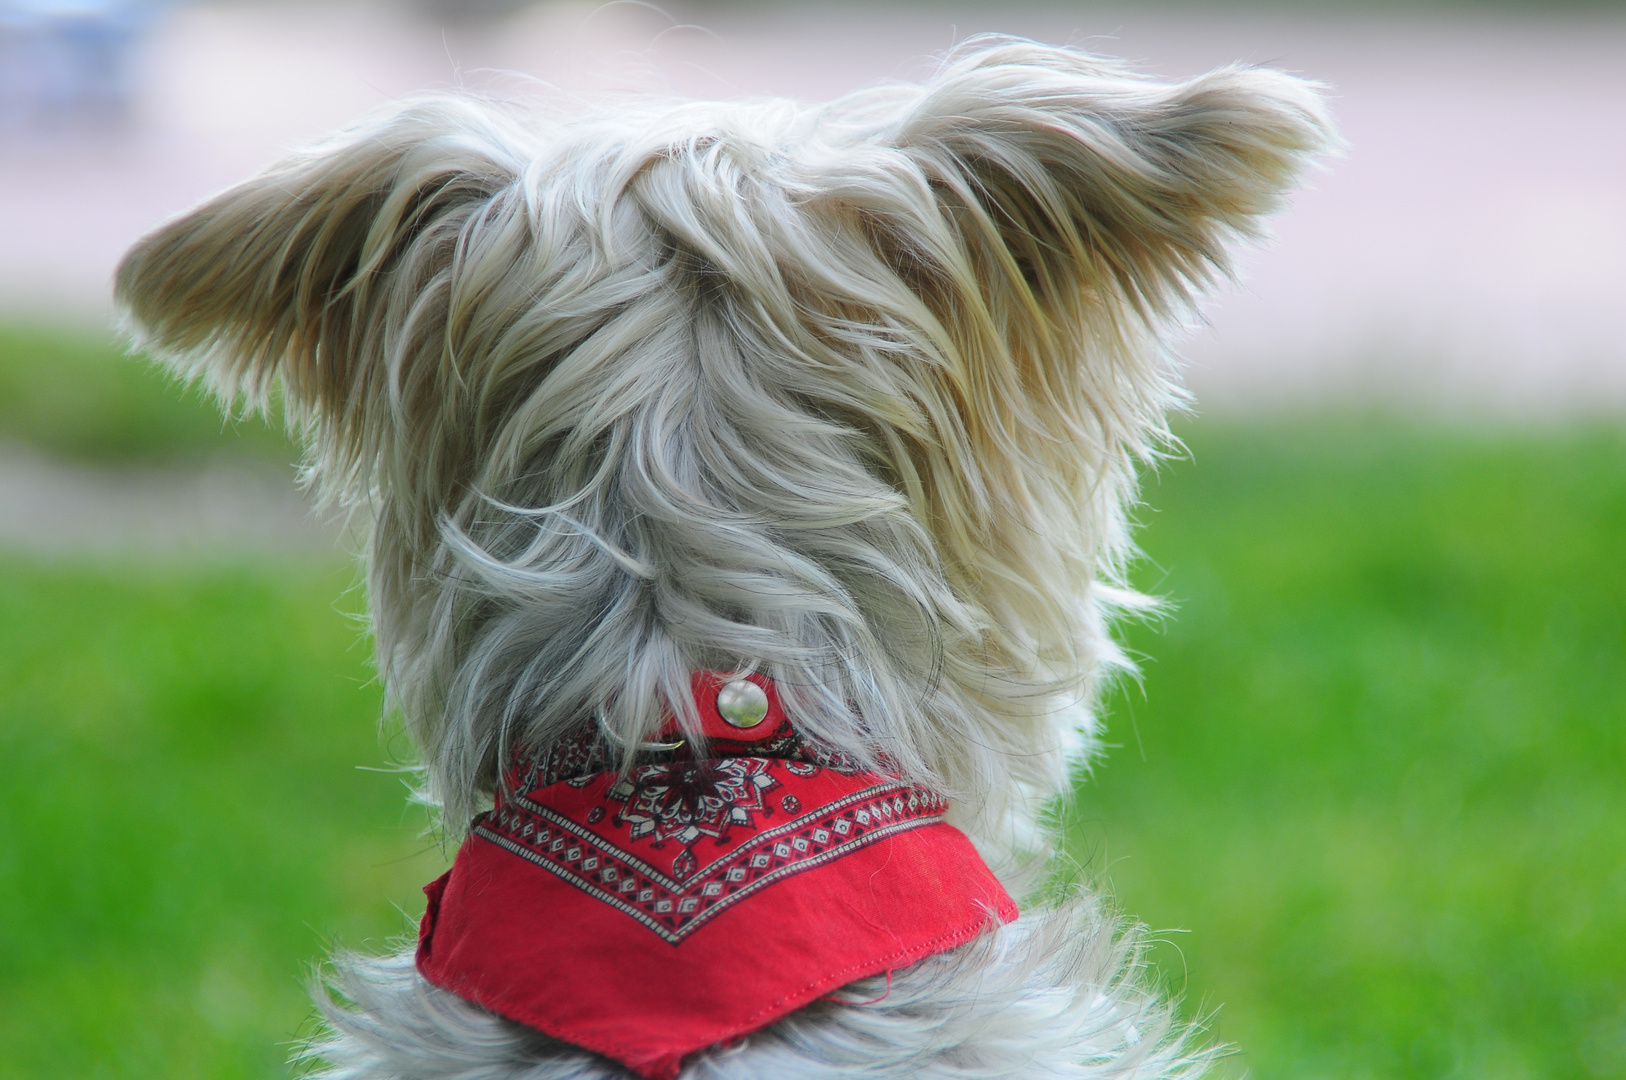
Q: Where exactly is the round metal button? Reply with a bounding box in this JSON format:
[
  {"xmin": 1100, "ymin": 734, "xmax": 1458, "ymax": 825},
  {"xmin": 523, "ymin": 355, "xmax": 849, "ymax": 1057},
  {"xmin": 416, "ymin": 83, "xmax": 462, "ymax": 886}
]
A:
[{"xmin": 715, "ymin": 679, "xmax": 770, "ymax": 729}]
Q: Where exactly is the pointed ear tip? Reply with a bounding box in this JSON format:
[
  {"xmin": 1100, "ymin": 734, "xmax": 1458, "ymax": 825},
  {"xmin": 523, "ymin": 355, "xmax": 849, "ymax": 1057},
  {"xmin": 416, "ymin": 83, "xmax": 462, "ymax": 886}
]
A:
[
  {"xmin": 108, "ymin": 304, "xmax": 146, "ymax": 351},
  {"xmin": 1235, "ymin": 67, "xmax": 1342, "ymax": 146},
  {"xmin": 1191, "ymin": 71, "xmax": 1342, "ymax": 176},
  {"xmin": 111, "ymin": 225, "xmax": 181, "ymax": 325},
  {"xmin": 110, "ymin": 242, "xmax": 143, "ymax": 307}
]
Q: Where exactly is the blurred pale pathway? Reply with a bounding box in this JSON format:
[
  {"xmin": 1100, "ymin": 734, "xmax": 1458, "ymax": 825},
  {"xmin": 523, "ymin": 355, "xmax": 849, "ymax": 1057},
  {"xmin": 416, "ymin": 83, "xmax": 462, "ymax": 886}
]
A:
[{"xmin": 0, "ymin": 442, "xmax": 341, "ymax": 559}]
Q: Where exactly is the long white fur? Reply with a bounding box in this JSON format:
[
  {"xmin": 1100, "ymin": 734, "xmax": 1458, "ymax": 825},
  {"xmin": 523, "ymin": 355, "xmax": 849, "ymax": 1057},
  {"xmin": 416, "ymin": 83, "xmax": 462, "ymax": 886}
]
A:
[
  {"xmin": 116, "ymin": 37, "xmax": 1331, "ymax": 1079},
  {"xmin": 309, "ymin": 898, "xmax": 1212, "ymax": 1080}
]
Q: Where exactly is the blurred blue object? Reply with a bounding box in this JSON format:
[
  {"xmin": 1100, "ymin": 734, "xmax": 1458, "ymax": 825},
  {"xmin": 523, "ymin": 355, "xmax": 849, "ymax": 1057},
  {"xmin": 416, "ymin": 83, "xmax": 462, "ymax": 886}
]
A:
[{"xmin": 0, "ymin": 0, "xmax": 167, "ymax": 134}]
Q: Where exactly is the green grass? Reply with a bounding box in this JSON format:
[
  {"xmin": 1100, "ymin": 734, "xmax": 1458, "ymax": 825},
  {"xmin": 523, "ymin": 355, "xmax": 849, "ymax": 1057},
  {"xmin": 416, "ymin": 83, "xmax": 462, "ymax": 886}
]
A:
[
  {"xmin": 0, "ymin": 319, "xmax": 1621, "ymax": 1078},
  {"xmin": 0, "ymin": 324, "xmax": 294, "ymax": 463},
  {"xmin": 1072, "ymin": 419, "xmax": 1626, "ymax": 1080},
  {"xmin": 0, "ymin": 562, "xmax": 447, "ymax": 1080}
]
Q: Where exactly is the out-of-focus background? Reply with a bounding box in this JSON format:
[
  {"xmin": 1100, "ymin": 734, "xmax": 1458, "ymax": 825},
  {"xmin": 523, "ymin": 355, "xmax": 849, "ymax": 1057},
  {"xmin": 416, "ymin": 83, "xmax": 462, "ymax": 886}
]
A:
[{"xmin": 0, "ymin": 2, "xmax": 1621, "ymax": 1078}]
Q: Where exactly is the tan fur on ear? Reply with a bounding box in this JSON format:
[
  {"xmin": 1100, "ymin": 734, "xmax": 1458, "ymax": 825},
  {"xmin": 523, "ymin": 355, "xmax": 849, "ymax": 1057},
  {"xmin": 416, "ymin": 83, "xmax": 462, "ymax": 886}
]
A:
[
  {"xmin": 897, "ymin": 45, "xmax": 1333, "ymax": 315},
  {"xmin": 115, "ymin": 39, "xmax": 1333, "ymax": 872},
  {"xmin": 115, "ymin": 99, "xmax": 527, "ymax": 511}
]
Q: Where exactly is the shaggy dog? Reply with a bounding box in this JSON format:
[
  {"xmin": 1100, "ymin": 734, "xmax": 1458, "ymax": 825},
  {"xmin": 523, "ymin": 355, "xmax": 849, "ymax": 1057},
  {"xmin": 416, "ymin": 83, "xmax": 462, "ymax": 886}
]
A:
[{"xmin": 116, "ymin": 39, "xmax": 1331, "ymax": 1080}]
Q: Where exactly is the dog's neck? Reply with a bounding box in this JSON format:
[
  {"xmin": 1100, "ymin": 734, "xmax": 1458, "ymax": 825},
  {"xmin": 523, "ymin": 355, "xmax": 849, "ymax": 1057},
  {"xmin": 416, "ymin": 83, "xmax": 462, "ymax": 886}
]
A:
[{"xmin": 509, "ymin": 672, "xmax": 864, "ymax": 794}]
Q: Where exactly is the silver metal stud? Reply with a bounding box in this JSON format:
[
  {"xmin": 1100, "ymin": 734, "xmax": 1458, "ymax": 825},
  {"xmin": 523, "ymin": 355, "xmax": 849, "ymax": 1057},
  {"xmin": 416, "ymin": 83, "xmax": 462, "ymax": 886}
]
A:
[{"xmin": 716, "ymin": 679, "xmax": 770, "ymax": 729}]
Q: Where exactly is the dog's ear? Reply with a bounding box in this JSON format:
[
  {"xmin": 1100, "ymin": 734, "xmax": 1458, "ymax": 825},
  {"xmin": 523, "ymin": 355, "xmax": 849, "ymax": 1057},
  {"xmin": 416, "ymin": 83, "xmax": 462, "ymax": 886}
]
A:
[
  {"xmin": 884, "ymin": 40, "xmax": 1334, "ymax": 329},
  {"xmin": 794, "ymin": 39, "xmax": 1333, "ymax": 588},
  {"xmin": 115, "ymin": 99, "xmax": 524, "ymax": 503}
]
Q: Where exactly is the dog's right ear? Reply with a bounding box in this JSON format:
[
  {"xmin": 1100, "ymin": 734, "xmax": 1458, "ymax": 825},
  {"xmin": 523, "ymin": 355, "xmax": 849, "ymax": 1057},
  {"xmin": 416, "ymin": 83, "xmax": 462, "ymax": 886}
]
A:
[{"xmin": 115, "ymin": 99, "xmax": 523, "ymax": 497}]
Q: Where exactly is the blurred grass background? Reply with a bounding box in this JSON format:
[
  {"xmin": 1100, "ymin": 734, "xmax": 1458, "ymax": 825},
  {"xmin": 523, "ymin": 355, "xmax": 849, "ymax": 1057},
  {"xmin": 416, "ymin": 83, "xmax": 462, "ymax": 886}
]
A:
[
  {"xmin": 1, "ymin": 326, "xmax": 1622, "ymax": 1079},
  {"xmin": 1074, "ymin": 418, "xmax": 1626, "ymax": 1080},
  {"xmin": 0, "ymin": 325, "xmax": 295, "ymax": 464}
]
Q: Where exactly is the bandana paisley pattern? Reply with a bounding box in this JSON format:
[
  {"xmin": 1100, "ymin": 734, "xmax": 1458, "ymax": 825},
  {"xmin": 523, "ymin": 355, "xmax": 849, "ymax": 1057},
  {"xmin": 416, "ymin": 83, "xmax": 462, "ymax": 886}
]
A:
[
  {"xmin": 610, "ymin": 758, "xmax": 779, "ymax": 848},
  {"xmin": 478, "ymin": 757, "xmax": 948, "ymax": 943}
]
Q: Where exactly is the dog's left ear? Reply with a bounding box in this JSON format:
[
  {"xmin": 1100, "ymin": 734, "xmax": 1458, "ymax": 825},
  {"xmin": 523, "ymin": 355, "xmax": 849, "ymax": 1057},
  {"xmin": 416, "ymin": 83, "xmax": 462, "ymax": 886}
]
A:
[
  {"xmin": 794, "ymin": 41, "xmax": 1334, "ymax": 574},
  {"xmin": 880, "ymin": 41, "xmax": 1336, "ymax": 326},
  {"xmin": 787, "ymin": 41, "xmax": 1335, "ymax": 655}
]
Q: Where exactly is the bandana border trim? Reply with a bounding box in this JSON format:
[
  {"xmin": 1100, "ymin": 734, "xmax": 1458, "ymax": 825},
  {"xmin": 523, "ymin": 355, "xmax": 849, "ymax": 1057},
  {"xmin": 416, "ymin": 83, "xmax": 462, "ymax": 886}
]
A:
[{"xmin": 475, "ymin": 779, "xmax": 947, "ymax": 944}]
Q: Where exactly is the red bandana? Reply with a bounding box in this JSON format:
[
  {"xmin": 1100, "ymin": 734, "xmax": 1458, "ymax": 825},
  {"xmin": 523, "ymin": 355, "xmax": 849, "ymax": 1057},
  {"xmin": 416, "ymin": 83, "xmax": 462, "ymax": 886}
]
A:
[{"xmin": 416, "ymin": 673, "xmax": 1017, "ymax": 1080}]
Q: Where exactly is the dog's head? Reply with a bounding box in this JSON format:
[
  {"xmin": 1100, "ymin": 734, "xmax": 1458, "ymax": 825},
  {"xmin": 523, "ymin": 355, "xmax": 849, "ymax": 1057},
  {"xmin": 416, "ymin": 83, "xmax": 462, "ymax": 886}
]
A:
[{"xmin": 117, "ymin": 39, "xmax": 1331, "ymax": 869}]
